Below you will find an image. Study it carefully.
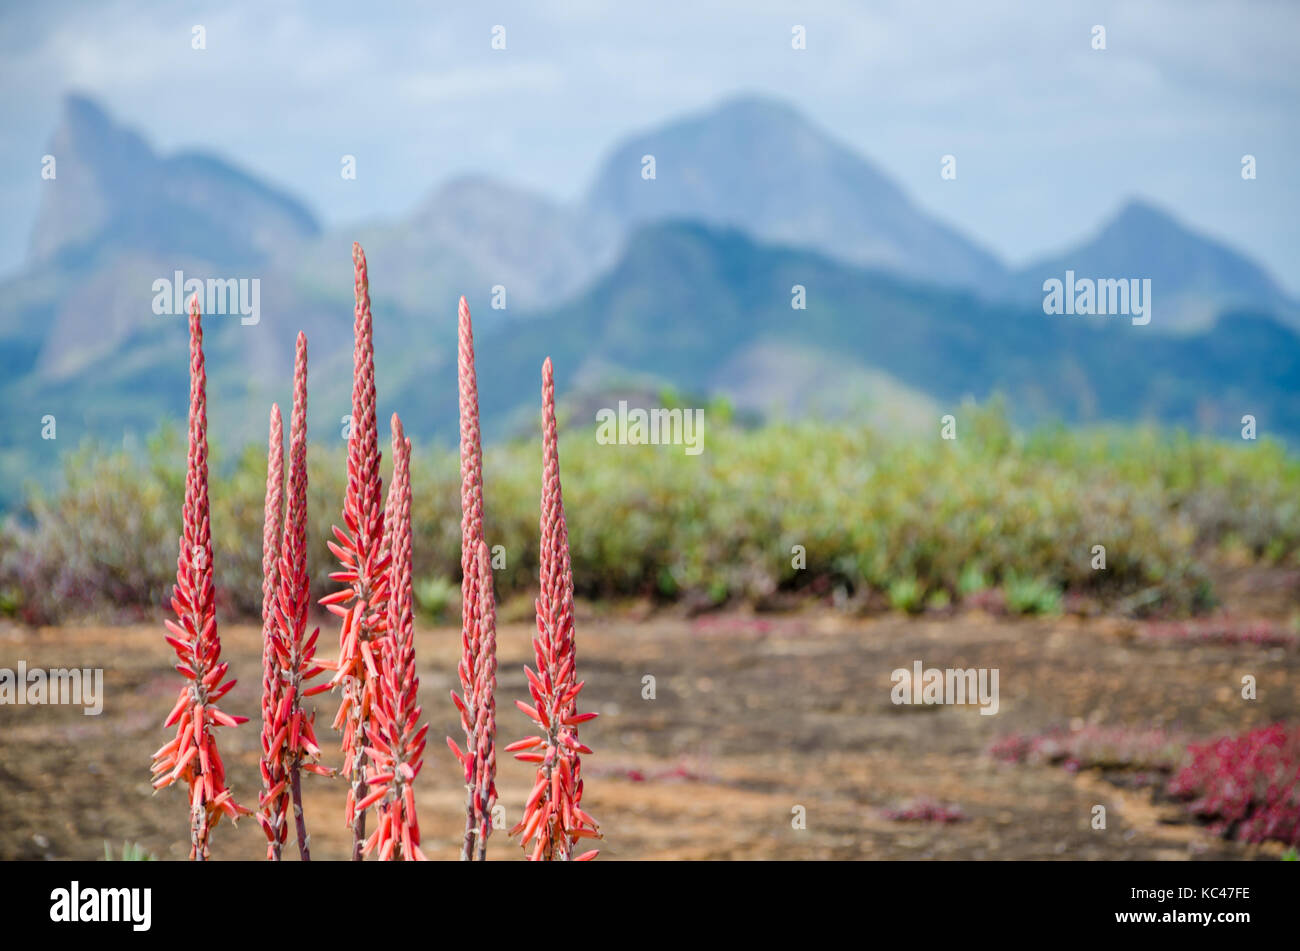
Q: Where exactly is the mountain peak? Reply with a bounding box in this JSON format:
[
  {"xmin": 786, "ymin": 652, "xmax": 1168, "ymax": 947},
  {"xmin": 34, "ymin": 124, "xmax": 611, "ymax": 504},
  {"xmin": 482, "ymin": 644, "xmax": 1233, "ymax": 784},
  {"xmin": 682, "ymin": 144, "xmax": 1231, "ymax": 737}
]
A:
[
  {"xmin": 413, "ymin": 174, "xmax": 560, "ymax": 221},
  {"xmin": 60, "ymin": 93, "xmax": 122, "ymax": 136},
  {"xmin": 1104, "ymin": 198, "xmax": 1192, "ymax": 239},
  {"xmin": 28, "ymin": 95, "xmax": 318, "ymax": 267},
  {"xmin": 1011, "ymin": 196, "xmax": 1291, "ymax": 331},
  {"xmin": 27, "ymin": 95, "xmax": 157, "ymax": 262},
  {"xmin": 698, "ymin": 92, "xmax": 809, "ymax": 125},
  {"xmin": 583, "ymin": 92, "xmax": 1003, "ymax": 286}
]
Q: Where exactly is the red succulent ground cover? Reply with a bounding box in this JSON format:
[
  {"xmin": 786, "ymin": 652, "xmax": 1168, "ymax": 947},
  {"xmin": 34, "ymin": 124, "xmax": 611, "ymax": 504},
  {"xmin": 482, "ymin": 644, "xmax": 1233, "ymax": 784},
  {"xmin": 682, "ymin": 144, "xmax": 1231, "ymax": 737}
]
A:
[
  {"xmin": 992, "ymin": 721, "xmax": 1300, "ymax": 846},
  {"xmin": 1139, "ymin": 618, "xmax": 1298, "ymax": 648},
  {"xmin": 988, "ymin": 724, "xmax": 1187, "ymax": 775},
  {"xmin": 1167, "ymin": 722, "xmax": 1300, "ymax": 846},
  {"xmin": 880, "ymin": 798, "xmax": 967, "ymax": 823}
]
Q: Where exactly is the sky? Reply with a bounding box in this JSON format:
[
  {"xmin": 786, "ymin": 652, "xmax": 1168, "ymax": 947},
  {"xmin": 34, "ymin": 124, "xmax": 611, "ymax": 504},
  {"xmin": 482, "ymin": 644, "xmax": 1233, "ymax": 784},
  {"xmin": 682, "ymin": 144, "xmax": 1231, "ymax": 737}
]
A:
[{"xmin": 1, "ymin": 0, "xmax": 1298, "ymax": 290}]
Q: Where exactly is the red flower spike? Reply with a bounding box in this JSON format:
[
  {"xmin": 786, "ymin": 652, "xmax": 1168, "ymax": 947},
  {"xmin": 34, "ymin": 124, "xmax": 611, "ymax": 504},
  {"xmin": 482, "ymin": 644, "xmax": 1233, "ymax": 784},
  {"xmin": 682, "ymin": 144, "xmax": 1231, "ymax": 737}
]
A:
[
  {"xmin": 151, "ymin": 294, "xmax": 249, "ymax": 861},
  {"xmin": 269, "ymin": 333, "xmax": 332, "ymax": 861},
  {"xmin": 509, "ymin": 357, "xmax": 600, "ymax": 861},
  {"xmin": 362, "ymin": 416, "xmax": 426, "ymax": 861},
  {"xmin": 468, "ymin": 539, "xmax": 498, "ymax": 859},
  {"xmin": 256, "ymin": 402, "xmax": 288, "ymax": 859},
  {"xmin": 450, "ymin": 296, "xmax": 499, "ymax": 861},
  {"xmin": 327, "ymin": 242, "xmax": 389, "ymax": 860}
]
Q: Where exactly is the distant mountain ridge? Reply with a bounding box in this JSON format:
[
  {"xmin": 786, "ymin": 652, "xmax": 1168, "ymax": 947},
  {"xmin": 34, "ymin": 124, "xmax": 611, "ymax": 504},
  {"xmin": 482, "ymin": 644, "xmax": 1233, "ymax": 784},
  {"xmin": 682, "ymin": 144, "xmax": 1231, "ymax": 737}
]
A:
[
  {"xmin": 0, "ymin": 92, "xmax": 1296, "ymax": 508},
  {"xmin": 457, "ymin": 221, "xmax": 1300, "ymax": 441}
]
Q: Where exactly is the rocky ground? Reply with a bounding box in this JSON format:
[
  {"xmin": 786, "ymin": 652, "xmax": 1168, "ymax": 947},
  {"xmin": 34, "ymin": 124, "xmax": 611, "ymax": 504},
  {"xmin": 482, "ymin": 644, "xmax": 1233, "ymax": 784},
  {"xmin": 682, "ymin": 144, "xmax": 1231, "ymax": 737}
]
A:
[{"xmin": 1, "ymin": 578, "xmax": 1296, "ymax": 860}]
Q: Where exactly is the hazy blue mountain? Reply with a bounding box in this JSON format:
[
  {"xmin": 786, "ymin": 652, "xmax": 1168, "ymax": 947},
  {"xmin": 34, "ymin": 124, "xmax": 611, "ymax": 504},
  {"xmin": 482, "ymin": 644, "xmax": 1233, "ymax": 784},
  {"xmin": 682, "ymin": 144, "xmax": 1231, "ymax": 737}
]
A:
[
  {"xmin": 386, "ymin": 221, "xmax": 1300, "ymax": 444},
  {"xmin": 0, "ymin": 95, "xmax": 326, "ymax": 506},
  {"xmin": 2, "ymin": 95, "xmax": 1297, "ymax": 510},
  {"xmin": 1006, "ymin": 199, "xmax": 1296, "ymax": 333},
  {"xmin": 295, "ymin": 93, "xmax": 1005, "ymax": 323},
  {"xmin": 290, "ymin": 175, "xmax": 619, "ymax": 319},
  {"xmin": 583, "ymin": 95, "xmax": 1006, "ymax": 288},
  {"xmin": 30, "ymin": 94, "xmax": 319, "ymax": 269},
  {"xmin": 4, "ymin": 94, "xmax": 321, "ymax": 386}
]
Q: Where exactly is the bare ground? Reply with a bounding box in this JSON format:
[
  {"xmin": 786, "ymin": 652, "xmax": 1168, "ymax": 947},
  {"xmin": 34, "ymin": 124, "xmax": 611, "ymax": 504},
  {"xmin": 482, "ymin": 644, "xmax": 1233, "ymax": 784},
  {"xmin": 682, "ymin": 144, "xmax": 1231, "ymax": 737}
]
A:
[{"xmin": 0, "ymin": 588, "xmax": 1296, "ymax": 860}]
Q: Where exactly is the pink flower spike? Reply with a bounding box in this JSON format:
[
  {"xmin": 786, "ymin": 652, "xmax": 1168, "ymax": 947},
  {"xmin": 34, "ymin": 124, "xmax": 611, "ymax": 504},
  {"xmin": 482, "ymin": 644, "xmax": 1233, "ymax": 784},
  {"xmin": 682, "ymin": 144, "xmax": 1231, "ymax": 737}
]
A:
[
  {"xmin": 509, "ymin": 357, "xmax": 599, "ymax": 861},
  {"xmin": 451, "ymin": 296, "xmax": 499, "ymax": 861},
  {"xmin": 151, "ymin": 294, "xmax": 249, "ymax": 861}
]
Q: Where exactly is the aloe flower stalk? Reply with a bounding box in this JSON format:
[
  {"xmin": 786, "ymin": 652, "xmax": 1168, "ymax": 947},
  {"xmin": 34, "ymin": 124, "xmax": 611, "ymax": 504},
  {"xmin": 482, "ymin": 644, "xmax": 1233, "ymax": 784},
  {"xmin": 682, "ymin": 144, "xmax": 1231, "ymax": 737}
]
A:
[
  {"xmin": 321, "ymin": 242, "xmax": 389, "ymax": 861},
  {"xmin": 150, "ymin": 294, "xmax": 249, "ymax": 860},
  {"xmin": 467, "ymin": 539, "xmax": 497, "ymax": 860},
  {"xmin": 446, "ymin": 296, "xmax": 498, "ymax": 861},
  {"xmin": 256, "ymin": 403, "xmax": 288, "ymax": 860},
  {"xmin": 358, "ymin": 415, "xmax": 428, "ymax": 861},
  {"xmin": 270, "ymin": 332, "xmax": 333, "ymax": 861},
  {"xmin": 507, "ymin": 357, "xmax": 600, "ymax": 861}
]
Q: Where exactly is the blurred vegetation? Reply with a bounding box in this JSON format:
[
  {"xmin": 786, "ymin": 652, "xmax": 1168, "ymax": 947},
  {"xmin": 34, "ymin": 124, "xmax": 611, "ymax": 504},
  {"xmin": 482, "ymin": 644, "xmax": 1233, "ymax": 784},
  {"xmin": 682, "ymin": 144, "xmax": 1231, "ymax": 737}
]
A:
[
  {"xmin": 2, "ymin": 404, "xmax": 1297, "ymax": 624},
  {"xmin": 103, "ymin": 840, "xmax": 156, "ymax": 861}
]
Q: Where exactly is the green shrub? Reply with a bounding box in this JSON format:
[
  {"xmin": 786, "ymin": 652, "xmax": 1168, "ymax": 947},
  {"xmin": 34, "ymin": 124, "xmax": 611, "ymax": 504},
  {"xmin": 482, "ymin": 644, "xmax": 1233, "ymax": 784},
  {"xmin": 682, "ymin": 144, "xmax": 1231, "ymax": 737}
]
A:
[
  {"xmin": 103, "ymin": 841, "xmax": 156, "ymax": 861},
  {"xmin": 413, "ymin": 575, "xmax": 458, "ymax": 623},
  {"xmin": 888, "ymin": 576, "xmax": 925, "ymax": 614},
  {"xmin": 1003, "ymin": 573, "xmax": 1063, "ymax": 616},
  {"xmin": 957, "ymin": 564, "xmax": 990, "ymax": 597},
  {"xmin": 925, "ymin": 589, "xmax": 951, "ymax": 612}
]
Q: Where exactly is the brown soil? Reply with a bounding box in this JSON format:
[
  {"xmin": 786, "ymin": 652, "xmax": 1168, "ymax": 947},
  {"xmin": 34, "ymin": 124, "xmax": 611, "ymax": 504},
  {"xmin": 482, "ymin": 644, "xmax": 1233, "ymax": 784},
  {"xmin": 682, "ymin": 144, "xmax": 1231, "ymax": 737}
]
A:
[{"xmin": 1, "ymin": 595, "xmax": 1296, "ymax": 860}]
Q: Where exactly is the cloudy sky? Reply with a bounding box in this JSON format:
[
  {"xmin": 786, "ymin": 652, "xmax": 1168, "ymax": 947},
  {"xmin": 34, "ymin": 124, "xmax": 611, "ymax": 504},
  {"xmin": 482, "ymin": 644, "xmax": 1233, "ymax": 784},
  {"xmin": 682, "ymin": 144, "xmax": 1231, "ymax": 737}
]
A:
[{"xmin": 2, "ymin": 0, "xmax": 1297, "ymax": 290}]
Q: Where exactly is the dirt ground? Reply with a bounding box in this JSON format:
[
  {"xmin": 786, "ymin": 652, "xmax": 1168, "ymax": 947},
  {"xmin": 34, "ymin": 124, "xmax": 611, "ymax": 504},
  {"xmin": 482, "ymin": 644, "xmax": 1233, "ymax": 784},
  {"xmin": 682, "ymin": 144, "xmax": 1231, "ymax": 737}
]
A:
[{"xmin": 1, "ymin": 576, "xmax": 1296, "ymax": 860}]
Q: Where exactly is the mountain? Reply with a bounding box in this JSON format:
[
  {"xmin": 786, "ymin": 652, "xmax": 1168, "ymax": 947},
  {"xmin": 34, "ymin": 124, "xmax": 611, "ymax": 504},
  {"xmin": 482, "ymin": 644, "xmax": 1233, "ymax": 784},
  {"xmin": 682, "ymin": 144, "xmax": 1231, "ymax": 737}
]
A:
[
  {"xmin": 0, "ymin": 95, "xmax": 327, "ymax": 507},
  {"xmin": 2, "ymin": 94, "xmax": 1298, "ymax": 510},
  {"xmin": 389, "ymin": 221, "xmax": 1300, "ymax": 444},
  {"xmin": 290, "ymin": 175, "xmax": 618, "ymax": 319},
  {"xmin": 583, "ymin": 95, "xmax": 1006, "ymax": 288},
  {"xmin": 1005, "ymin": 199, "xmax": 1297, "ymax": 333},
  {"xmin": 30, "ymin": 94, "xmax": 319, "ymax": 269},
  {"xmin": 5, "ymin": 94, "xmax": 322, "ymax": 385},
  {"xmin": 300, "ymin": 93, "xmax": 1005, "ymax": 322}
]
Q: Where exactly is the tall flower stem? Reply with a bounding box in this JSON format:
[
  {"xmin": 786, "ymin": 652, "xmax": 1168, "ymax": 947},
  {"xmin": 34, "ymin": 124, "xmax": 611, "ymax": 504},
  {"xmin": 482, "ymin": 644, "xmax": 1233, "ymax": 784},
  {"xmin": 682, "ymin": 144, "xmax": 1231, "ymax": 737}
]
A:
[
  {"xmin": 447, "ymin": 296, "xmax": 498, "ymax": 860},
  {"xmin": 508, "ymin": 357, "xmax": 600, "ymax": 861},
  {"xmin": 470, "ymin": 539, "xmax": 497, "ymax": 861},
  {"xmin": 321, "ymin": 242, "xmax": 388, "ymax": 861},
  {"xmin": 256, "ymin": 404, "xmax": 287, "ymax": 860},
  {"xmin": 274, "ymin": 332, "xmax": 332, "ymax": 860},
  {"xmin": 359, "ymin": 415, "xmax": 428, "ymax": 860},
  {"xmin": 150, "ymin": 294, "xmax": 248, "ymax": 859}
]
